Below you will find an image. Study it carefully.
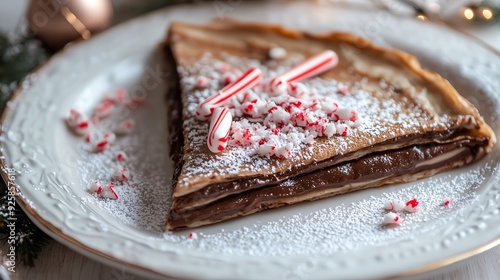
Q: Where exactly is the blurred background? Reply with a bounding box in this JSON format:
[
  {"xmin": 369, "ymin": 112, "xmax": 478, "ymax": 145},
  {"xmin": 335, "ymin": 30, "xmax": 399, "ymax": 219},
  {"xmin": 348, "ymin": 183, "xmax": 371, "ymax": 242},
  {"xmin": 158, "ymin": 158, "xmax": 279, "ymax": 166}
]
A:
[{"xmin": 0, "ymin": 1, "xmax": 499, "ymax": 50}]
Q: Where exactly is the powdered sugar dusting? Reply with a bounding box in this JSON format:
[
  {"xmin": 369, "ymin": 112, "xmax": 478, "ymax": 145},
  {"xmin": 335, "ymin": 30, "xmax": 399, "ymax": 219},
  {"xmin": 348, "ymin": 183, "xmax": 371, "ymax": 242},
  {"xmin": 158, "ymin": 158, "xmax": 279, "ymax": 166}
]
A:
[
  {"xmin": 175, "ymin": 165, "xmax": 492, "ymax": 255},
  {"xmin": 175, "ymin": 52, "xmax": 456, "ymax": 188},
  {"xmin": 76, "ymin": 95, "xmax": 172, "ymax": 233},
  {"xmin": 71, "ymin": 52, "xmax": 497, "ymax": 257},
  {"xmin": 72, "ymin": 85, "xmax": 496, "ymax": 255}
]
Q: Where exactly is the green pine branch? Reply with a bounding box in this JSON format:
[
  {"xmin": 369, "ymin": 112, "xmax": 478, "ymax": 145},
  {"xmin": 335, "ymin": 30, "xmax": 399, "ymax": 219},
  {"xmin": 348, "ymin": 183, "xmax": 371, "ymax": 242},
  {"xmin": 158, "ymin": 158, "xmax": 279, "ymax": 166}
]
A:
[{"xmin": 0, "ymin": 32, "xmax": 50, "ymax": 267}]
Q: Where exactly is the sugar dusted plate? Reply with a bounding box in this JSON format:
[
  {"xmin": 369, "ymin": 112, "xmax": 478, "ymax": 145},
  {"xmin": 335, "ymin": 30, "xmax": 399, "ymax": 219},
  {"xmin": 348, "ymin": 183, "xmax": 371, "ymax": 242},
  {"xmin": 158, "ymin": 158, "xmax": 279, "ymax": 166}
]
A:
[{"xmin": 1, "ymin": 1, "xmax": 500, "ymax": 279}]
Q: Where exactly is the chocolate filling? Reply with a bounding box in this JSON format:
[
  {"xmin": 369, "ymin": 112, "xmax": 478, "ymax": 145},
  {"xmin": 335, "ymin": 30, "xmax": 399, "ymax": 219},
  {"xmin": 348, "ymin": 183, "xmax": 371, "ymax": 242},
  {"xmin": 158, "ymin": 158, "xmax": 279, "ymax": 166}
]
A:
[
  {"xmin": 172, "ymin": 129, "xmax": 468, "ymax": 210},
  {"xmin": 168, "ymin": 138, "xmax": 486, "ymax": 230},
  {"xmin": 165, "ymin": 45, "xmax": 185, "ymax": 192}
]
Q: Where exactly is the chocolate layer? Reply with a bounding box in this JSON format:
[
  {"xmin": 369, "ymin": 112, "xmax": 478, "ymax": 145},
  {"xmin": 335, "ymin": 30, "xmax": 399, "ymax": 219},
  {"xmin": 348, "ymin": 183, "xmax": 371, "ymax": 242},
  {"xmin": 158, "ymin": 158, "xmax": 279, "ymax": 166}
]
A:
[
  {"xmin": 165, "ymin": 45, "xmax": 184, "ymax": 192},
  {"xmin": 172, "ymin": 129, "xmax": 469, "ymax": 211},
  {"xmin": 168, "ymin": 138, "xmax": 487, "ymax": 230}
]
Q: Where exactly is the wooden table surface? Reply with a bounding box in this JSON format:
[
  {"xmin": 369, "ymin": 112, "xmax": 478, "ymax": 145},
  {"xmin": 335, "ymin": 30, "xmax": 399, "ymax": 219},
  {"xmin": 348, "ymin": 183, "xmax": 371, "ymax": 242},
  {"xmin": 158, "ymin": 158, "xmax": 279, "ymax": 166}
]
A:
[{"xmin": 1, "ymin": 1, "xmax": 499, "ymax": 279}]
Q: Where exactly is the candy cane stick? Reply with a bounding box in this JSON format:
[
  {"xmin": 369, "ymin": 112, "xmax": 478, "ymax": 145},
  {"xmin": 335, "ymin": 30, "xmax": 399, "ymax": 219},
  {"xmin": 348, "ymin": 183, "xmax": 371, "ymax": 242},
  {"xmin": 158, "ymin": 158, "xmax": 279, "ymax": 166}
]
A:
[
  {"xmin": 207, "ymin": 107, "xmax": 232, "ymax": 153},
  {"xmin": 270, "ymin": 50, "xmax": 339, "ymax": 95},
  {"xmin": 196, "ymin": 67, "xmax": 263, "ymax": 120}
]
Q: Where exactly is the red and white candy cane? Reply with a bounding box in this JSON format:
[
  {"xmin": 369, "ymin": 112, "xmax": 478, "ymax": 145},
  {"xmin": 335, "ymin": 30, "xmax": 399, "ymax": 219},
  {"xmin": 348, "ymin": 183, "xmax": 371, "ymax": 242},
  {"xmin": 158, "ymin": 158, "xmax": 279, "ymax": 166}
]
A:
[
  {"xmin": 196, "ymin": 67, "xmax": 263, "ymax": 120},
  {"xmin": 207, "ymin": 107, "xmax": 232, "ymax": 153},
  {"xmin": 269, "ymin": 50, "xmax": 339, "ymax": 95}
]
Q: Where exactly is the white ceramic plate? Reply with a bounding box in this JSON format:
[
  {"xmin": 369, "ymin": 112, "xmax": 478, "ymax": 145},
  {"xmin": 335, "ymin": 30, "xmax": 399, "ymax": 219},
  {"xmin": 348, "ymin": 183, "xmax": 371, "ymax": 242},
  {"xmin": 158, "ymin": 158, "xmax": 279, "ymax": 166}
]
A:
[{"xmin": 1, "ymin": 1, "xmax": 500, "ymax": 279}]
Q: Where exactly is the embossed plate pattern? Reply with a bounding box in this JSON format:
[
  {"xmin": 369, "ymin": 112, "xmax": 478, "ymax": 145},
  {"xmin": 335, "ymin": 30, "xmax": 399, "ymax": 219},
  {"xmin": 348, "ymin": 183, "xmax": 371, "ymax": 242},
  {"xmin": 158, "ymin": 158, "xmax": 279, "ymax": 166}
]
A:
[{"xmin": 1, "ymin": 2, "xmax": 500, "ymax": 279}]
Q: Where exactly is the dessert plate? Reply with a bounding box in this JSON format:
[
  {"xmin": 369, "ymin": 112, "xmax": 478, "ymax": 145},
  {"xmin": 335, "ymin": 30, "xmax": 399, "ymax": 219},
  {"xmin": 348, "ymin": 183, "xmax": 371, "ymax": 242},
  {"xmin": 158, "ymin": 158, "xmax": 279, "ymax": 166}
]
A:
[{"xmin": 1, "ymin": 1, "xmax": 499, "ymax": 279}]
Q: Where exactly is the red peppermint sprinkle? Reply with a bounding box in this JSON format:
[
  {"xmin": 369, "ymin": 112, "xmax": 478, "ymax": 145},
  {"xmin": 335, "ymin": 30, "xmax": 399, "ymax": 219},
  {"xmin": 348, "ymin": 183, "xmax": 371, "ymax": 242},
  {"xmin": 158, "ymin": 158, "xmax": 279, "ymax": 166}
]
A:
[
  {"xmin": 116, "ymin": 151, "xmax": 128, "ymax": 162},
  {"xmin": 268, "ymin": 106, "xmax": 278, "ymax": 113},
  {"xmin": 188, "ymin": 232, "xmax": 198, "ymax": 239},
  {"xmin": 101, "ymin": 182, "xmax": 118, "ymax": 200},
  {"xmin": 74, "ymin": 121, "xmax": 89, "ymax": 135},
  {"xmin": 443, "ymin": 199, "xmax": 452, "ymax": 207},
  {"xmin": 196, "ymin": 76, "xmax": 210, "ymax": 88},
  {"xmin": 383, "ymin": 212, "xmax": 404, "ymax": 225},
  {"xmin": 95, "ymin": 140, "xmax": 109, "ymax": 152},
  {"xmin": 85, "ymin": 133, "xmax": 91, "ymax": 143},
  {"xmin": 113, "ymin": 165, "xmax": 130, "ymax": 182},
  {"xmin": 90, "ymin": 180, "xmax": 103, "ymax": 194},
  {"xmin": 349, "ymin": 110, "xmax": 358, "ymax": 122},
  {"xmin": 95, "ymin": 101, "xmax": 115, "ymax": 118},
  {"xmin": 275, "ymin": 143, "xmax": 293, "ymax": 159},
  {"xmin": 404, "ymin": 198, "xmax": 420, "ymax": 213},
  {"xmin": 385, "ymin": 199, "xmax": 405, "ymax": 212},
  {"xmin": 66, "ymin": 109, "xmax": 85, "ymax": 127},
  {"xmin": 291, "ymin": 82, "xmax": 310, "ymax": 98},
  {"xmin": 336, "ymin": 123, "xmax": 349, "ymax": 136}
]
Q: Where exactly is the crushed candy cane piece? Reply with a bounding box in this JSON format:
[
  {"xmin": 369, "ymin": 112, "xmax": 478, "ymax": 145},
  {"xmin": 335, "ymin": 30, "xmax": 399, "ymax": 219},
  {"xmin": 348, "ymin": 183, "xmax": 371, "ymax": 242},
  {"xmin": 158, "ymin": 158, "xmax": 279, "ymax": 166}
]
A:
[
  {"xmin": 74, "ymin": 120, "xmax": 90, "ymax": 135},
  {"xmin": 95, "ymin": 101, "xmax": 115, "ymax": 118},
  {"xmin": 101, "ymin": 182, "xmax": 119, "ymax": 200},
  {"xmin": 443, "ymin": 199, "xmax": 452, "ymax": 207},
  {"xmin": 392, "ymin": 199, "xmax": 406, "ymax": 212},
  {"xmin": 404, "ymin": 198, "xmax": 420, "ymax": 213},
  {"xmin": 95, "ymin": 133, "xmax": 115, "ymax": 152},
  {"xmin": 116, "ymin": 151, "xmax": 128, "ymax": 162},
  {"xmin": 384, "ymin": 198, "xmax": 406, "ymax": 212},
  {"xmin": 196, "ymin": 76, "xmax": 210, "ymax": 88},
  {"xmin": 383, "ymin": 212, "xmax": 404, "ymax": 225},
  {"xmin": 274, "ymin": 143, "xmax": 293, "ymax": 159},
  {"xmin": 103, "ymin": 132, "xmax": 116, "ymax": 144},
  {"xmin": 89, "ymin": 180, "xmax": 103, "ymax": 194},
  {"xmin": 289, "ymin": 82, "xmax": 309, "ymax": 98},
  {"xmin": 188, "ymin": 232, "xmax": 198, "ymax": 239},
  {"xmin": 335, "ymin": 123, "xmax": 350, "ymax": 136},
  {"xmin": 95, "ymin": 140, "xmax": 109, "ymax": 152},
  {"xmin": 269, "ymin": 77, "xmax": 289, "ymax": 96},
  {"xmin": 66, "ymin": 109, "xmax": 85, "ymax": 127},
  {"xmin": 384, "ymin": 199, "xmax": 394, "ymax": 211},
  {"xmin": 113, "ymin": 165, "xmax": 130, "ymax": 182},
  {"xmin": 115, "ymin": 119, "xmax": 135, "ymax": 134},
  {"xmin": 268, "ymin": 47, "xmax": 287, "ymax": 60},
  {"xmin": 85, "ymin": 133, "xmax": 92, "ymax": 143}
]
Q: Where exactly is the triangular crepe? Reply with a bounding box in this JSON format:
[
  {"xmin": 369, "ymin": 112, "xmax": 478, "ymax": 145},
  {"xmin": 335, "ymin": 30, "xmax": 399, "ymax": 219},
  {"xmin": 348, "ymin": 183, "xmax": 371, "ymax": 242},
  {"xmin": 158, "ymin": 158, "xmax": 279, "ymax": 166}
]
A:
[{"xmin": 164, "ymin": 20, "xmax": 495, "ymax": 230}]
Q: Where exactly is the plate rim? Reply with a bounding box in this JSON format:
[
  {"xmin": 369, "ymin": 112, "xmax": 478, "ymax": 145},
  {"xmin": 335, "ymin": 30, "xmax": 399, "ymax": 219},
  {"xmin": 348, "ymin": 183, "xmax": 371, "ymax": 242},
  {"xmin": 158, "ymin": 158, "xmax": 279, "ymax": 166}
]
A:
[{"xmin": 1, "ymin": 2, "xmax": 499, "ymax": 279}]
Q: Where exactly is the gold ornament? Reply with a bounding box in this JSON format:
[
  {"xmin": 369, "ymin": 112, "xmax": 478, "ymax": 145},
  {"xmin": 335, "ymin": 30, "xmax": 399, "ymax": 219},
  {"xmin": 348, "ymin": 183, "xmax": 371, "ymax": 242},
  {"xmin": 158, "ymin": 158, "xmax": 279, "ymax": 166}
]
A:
[{"xmin": 27, "ymin": 0, "xmax": 113, "ymax": 50}]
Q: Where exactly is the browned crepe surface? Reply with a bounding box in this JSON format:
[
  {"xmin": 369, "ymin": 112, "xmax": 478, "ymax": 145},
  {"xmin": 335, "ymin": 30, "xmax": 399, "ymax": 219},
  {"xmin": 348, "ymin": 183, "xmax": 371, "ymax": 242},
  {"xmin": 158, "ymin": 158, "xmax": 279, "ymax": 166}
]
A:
[{"xmin": 165, "ymin": 20, "xmax": 495, "ymax": 230}]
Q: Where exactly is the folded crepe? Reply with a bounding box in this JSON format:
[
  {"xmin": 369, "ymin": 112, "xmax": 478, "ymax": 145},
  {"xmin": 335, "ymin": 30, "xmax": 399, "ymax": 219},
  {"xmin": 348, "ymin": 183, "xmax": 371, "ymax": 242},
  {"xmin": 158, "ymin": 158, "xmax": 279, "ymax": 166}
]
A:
[{"xmin": 164, "ymin": 20, "xmax": 496, "ymax": 231}]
